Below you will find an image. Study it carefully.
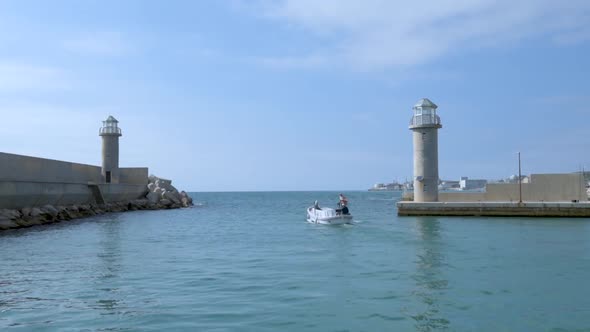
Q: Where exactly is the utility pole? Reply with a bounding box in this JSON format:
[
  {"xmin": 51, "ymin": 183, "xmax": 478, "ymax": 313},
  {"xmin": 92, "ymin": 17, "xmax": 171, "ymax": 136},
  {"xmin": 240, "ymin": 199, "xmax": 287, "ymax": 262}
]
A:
[
  {"xmin": 584, "ymin": 166, "xmax": 588, "ymax": 202},
  {"xmin": 518, "ymin": 152, "xmax": 522, "ymax": 204},
  {"xmin": 580, "ymin": 165, "xmax": 586, "ymax": 198}
]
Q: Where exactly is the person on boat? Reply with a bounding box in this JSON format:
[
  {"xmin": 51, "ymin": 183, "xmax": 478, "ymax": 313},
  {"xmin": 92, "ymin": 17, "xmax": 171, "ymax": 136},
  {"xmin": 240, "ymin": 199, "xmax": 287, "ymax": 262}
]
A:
[
  {"xmin": 337, "ymin": 194, "xmax": 350, "ymax": 215},
  {"xmin": 338, "ymin": 205, "xmax": 350, "ymax": 215},
  {"xmin": 313, "ymin": 200, "xmax": 321, "ymax": 210},
  {"xmin": 338, "ymin": 194, "xmax": 348, "ymax": 207}
]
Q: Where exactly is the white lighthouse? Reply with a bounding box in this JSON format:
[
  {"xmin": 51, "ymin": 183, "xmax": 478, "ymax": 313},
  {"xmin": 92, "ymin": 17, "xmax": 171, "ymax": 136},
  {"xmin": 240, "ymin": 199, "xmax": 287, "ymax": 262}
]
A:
[
  {"xmin": 99, "ymin": 116, "xmax": 122, "ymax": 184},
  {"xmin": 409, "ymin": 98, "xmax": 442, "ymax": 202}
]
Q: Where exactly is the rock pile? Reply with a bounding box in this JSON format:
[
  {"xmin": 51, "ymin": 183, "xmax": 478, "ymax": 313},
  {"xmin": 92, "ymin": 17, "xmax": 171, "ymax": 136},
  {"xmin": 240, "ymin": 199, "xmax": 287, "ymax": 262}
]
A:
[
  {"xmin": 146, "ymin": 175, "xmax": 193, "ymax": 208},
  {"xmin": 0, "ymin": 199, "xmax": 186, "ymax": 231}
]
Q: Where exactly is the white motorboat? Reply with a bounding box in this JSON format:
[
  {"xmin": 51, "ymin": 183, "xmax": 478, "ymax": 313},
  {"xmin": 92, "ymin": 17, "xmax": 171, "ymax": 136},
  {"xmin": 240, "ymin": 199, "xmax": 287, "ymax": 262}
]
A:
[{"xmin": 306, "ymin": 206, "xmax": 353, "ymax": 225}]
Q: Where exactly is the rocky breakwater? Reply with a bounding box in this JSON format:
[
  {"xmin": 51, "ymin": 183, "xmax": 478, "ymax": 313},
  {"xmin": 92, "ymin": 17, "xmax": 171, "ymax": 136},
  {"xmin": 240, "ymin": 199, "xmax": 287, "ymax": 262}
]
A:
[
  {"xmin": 0, "ymin": 175, "xmax": 193, "ymax": 231},
  {"xmin": 145, "ymin": 175, "xmax": 193, "ymax": 209}
]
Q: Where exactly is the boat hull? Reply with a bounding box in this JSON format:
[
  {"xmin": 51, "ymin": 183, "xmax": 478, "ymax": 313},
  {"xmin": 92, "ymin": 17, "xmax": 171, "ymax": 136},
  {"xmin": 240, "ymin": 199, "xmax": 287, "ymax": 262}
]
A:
[{"xmin": 307, "ymin": 207, "xmax": 353, "ymax": 225}]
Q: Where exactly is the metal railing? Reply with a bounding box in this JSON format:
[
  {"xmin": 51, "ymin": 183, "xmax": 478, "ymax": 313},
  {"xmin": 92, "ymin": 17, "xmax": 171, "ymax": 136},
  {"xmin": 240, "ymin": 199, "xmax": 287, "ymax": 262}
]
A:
[
  {"xmin": 410, "ymin": 114, "xmax": 441, "ymax": 126},
  {"xmin": 99, "ymin": 127, "xmax": 122, "ymax": 135}
]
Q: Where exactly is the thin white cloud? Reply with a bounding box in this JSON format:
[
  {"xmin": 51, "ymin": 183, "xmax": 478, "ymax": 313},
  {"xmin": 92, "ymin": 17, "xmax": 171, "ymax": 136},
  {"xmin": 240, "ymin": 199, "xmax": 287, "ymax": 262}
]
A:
[
  {"xmin": 0, "ymin": 102, "xmax": 101, "ymax": 131},
  {"xmin": 255, "ymin": 54, "xmax": 329, "ymax": 69},
  {"xmin": 63, "ymin": 31, "xmax": 133, "ymax": 56},
  {"xmin": 528, "ymin": 95, "xmax": 590, "ymax": 113},
  {"xmin": 250, "ymin": 0, "xmax": 590, "ymax": 70},
  {"xmin": 553, "ymin": 26, "xmax": 590, "ymax": 45},
  {"xmin": 0, "ymin": 62, "xmax": 71, "ymax": 91}
]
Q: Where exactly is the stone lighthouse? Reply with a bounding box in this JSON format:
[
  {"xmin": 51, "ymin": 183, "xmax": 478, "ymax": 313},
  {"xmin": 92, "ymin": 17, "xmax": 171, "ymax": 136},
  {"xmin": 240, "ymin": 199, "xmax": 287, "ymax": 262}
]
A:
[
  {"xmin": 409, "ymin": 98, "xmax": 442, "ymax": 202},
  {"xmin": 99, "ymin": 116, "xmax": 122, "ymax": 184}
]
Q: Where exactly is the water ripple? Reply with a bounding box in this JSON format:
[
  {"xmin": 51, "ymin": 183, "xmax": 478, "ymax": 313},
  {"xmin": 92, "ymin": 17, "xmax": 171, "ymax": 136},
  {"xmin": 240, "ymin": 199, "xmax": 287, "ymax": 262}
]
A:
[{"xmin": 1, "ymin": 192, "xmax": 590, "ymax": 331}]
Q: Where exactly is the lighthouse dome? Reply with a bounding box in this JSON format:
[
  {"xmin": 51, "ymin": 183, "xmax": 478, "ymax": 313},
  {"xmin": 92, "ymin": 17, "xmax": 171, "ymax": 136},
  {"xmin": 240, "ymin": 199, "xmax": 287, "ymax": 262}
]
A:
[
  {"xmin": 409, "ymin": 98, "xmax": 441, "ymax": 129},
  {"xmin": 413, "ymin": 98, "xmax": 438, "ymax": 109},
  {"xmin": 99, "ymin": 115, "xmax": 122, "ymax": 136}
]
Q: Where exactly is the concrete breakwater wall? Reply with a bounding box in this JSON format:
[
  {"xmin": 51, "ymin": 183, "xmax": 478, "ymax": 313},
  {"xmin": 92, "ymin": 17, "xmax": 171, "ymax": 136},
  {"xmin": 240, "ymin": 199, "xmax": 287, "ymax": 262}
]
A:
[
  {"xmin": 0, "ymin": 177, "xmax": 194, "ymax": 231},
  {"xmin": 0, "ymin": 181, "xmax": 149, "ymax": 210},
  {"xmin": 0, "ymin": 152, "xmax": 149, "ymax": 209},
  {"xmin": 0, "ymin": 152, "xmax": 194, "ymax": 231}
]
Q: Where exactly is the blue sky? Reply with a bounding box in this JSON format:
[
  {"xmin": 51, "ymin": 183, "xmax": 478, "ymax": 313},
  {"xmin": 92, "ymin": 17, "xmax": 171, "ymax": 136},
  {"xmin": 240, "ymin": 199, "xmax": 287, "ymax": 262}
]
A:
[{"xmin": 1, "ymin": 0, "xmax": 589, "ymax": 191}]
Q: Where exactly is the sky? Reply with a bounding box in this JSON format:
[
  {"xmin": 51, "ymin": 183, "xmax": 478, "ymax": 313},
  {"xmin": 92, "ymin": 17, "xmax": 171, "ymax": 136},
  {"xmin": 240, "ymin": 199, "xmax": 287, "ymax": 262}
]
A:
[{"xmin": 0, "ymin": 0, "xmax": 589, "ymax": 191}]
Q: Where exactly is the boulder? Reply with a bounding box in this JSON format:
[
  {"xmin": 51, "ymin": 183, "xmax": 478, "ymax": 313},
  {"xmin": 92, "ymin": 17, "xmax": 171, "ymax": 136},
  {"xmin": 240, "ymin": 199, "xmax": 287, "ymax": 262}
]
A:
[
  {"xmin": 181, "ymin": 197, "xmax": 190, "ymax": 207},
  {"xmin": 56, "ymin": 206, "xmax": 71, "ymax": 220},
  {"xmin": 41, "ymin": 205, "xmax": 59, "ymax": 218},
  {"xmin": 179, "ymin": 191, "xmax": 194, "ymax": 207},
  {"xmin": 15, "ymin": 217, "xmax": 41, "ymax": 227},
  {"xmin": 146, "ymin": 192, "xmax": 160, "ymax": 204},
  {"xmin": 164, "ymin": 191, "xmax": 181, "ymax": 205},
  {"xmin": 0, "ymin": 209, "xmax": 20, "ymax": 220},
  {"xmin": 0, "ymin": 216, "xmax": 19, "ymax": 230},
  {"xmin": 91, "ymin": 205, "xmax": 104, "ymax": 215},
  {"xmin": 65, "ymin": 206, "xmax": 81, "ymax": 219},
  {"xmin": 30, "ymin": 207, "xmax": 43, "ymax": 218},
  {"xmin": 137, "ymin": 199, "xmax": 149, "ymax": 209},
  {"xmin": 21, "ymin": 207, "xmax": 32, "ymax": 218},
  {"xmin": 127, "ymin": 202, "xmax": 138, "ymax": 211},
  {"xmin": 19, "ymin": 207, "xmax": 45, "ymax": 225}
]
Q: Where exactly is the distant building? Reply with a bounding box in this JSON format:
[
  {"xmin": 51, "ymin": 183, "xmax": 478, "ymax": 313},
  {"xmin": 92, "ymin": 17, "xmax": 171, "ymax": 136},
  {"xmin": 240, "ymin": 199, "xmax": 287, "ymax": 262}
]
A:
[
  {"xmin": 439, "ymin": 180, "xmax": 460, "ymax": 190},
  {"xmin": 373, "ymin": 183, "xmax": 385, "ymax": 189},
  {"xmin": 506, "ymin": 174, "xmax": 530, "ymax": 184},
  {"xmin": 439, "ymin": 173, "xmax": 586, "ymax": 202},
  {"xmin": 369, "ymin": 182, "xmax": 404, "ymax": 191},
  {"xmin": 459, "ymin": 177, "xmax": 488, "ymax": 190}
]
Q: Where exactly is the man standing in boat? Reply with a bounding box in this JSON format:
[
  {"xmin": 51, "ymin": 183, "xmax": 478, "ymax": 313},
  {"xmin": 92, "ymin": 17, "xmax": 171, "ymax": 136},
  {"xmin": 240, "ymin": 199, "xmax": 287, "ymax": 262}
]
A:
[{"xmin": 337, "ymin": 194, "xmax": 350, "ymax": 215}]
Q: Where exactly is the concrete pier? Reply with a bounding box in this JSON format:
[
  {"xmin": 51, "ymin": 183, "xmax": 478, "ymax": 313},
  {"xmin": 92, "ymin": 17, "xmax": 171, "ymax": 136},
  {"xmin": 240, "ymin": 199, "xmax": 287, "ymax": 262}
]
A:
[
  {"xmin": 398, "ymin": 201, "xmax": 590, "ymax": 217},
  {"xmin": 397, "ymin": 99, "xmax": 589, "ymax": 218}
]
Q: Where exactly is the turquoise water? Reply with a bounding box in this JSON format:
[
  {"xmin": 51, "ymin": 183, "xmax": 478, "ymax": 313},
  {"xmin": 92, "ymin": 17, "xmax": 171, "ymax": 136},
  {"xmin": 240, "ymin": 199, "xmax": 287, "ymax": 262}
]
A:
[{"xmin": 1, "ymin": 191, "xmax": 590, "ymax": 331}]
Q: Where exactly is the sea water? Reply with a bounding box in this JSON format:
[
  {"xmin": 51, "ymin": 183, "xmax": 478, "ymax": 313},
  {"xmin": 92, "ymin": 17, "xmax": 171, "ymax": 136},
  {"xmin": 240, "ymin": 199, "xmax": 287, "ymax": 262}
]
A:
[{"xmin": 1, "ymin": 191, "xmax": 590, "ymax": 331}]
